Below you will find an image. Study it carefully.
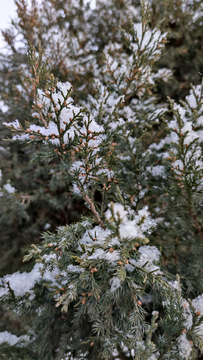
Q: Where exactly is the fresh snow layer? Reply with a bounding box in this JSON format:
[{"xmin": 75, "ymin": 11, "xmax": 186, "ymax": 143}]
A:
[
  {"xmin": 105, "ymin": 203, "xmax": 156, "ymax": 239},
  {"xmin": 178, "ymin": 332, "xmax": 192, "ymax": 360},
  {"xmin": 126, "ymin": 246, "xmax": 161, "ymax": 275},
  {"xmin": 109, "ymin": 276, "xmax": 121, "ymax": 292},
  {"xmin": 0, "ymin": 263, "xmax": 59, "ymax": 298},
  {"xmin": 3, "ymin": 182, "xmax": 16, "ymax": 193},
  {"xmin": 0, "ymin": 331, "xmax": 27, "ymax": 346}
]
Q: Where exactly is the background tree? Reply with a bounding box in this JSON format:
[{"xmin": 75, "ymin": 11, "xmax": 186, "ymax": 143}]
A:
[{"xmin": 150, "ymin": 0, "xmax": 203, "ymax": 101}]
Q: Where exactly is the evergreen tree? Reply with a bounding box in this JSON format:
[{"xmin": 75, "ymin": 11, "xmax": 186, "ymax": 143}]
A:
[
  {"xmin": 150, "ymin": 0, "xmax": 203, "ymax": 101},
  {"xmin": 0, "ymin": 1, "xmax": 203, "ymax": 359},
  {"xmin": 1, "ymin": 0, "xmax": 202, "ymax": 277},
  {"xmin": 0, "ymin": 0, "xmax": 145, "ymax": 277}
]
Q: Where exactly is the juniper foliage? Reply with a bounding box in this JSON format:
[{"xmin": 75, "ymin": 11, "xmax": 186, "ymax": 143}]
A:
[{"xmin": 0, "ymin": 1, "xmax": 203, "ymax": 360}]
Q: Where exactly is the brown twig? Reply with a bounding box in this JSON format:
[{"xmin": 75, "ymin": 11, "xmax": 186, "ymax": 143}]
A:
[
  {"xmin": 38, "ymin": 109, "xmax": 48, "ymax": 128},
  {"xmin": 190, "ymin": 210, "xmax": 203, "ymax": 242},
  {"xmin": 83, "ymin": 194, "xmax": 105, "ymax": 229},
  {"xmin": 19, "ymin": 195, "xmax": 32, "ymax": 205}
]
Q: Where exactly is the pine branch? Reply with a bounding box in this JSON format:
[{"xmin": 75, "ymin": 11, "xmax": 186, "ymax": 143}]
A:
[{"xmin": 83, "ymin": 193, "xmax": 105, "ymax": 229}]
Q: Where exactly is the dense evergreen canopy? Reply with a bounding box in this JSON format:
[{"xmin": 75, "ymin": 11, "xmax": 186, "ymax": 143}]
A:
[{"xmin": 0, "ymin": 0, "xmax": 203, "ymax": 359}]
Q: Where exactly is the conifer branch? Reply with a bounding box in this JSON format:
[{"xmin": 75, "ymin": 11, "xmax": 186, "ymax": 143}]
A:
[{"xmin": 83, "ymin": 193, "xmax": 105, "ymax": 229}]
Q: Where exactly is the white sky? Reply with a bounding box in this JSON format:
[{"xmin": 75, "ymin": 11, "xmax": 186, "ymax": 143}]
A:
[
  {"xmin": 0, "ymin": 0, "xmax": 18, "ymax": 51},
  {"xmin": 0, "ymin": 0, "xmax": 96, "ymax": 51}
]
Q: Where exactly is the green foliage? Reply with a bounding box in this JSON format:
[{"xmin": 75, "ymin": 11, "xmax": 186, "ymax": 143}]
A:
[
  {"xmin": 1, "ymin": 0, "xmax": 203, "ymax": 359},
  {"xmin": 150, "ymin": 0, "xmax": 203, "ymax": 101}
]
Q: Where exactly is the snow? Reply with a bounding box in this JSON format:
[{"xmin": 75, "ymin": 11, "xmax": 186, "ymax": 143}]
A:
[
  {"xmin": 1, "ymin": 8, "xmax": 202, "ymax": 355},
  {"xmin": 0, "ymin": 331, "xmax": 27, "ymax": 346},
  {"xmin": 105, "ymin": 202, "xmax": 128, "ymax": 223},
  {"xmin": 119, "ymin": 220, "xmax": 145, "ymax": 240},
  {"xmin": 192, "ymin": 294, "xmax": 203, "ymax": 336},
  {"xmin": 109, "ymin": 237, "xmax": 121, "ymax": 247},
  {"xmin": 67, "ymin": 265, "xmax": 84, "ymax": 273},
  {"xmin": 0, "ymin": 100, "xmax": 9, "ymax": 113},
  {"xmin": 148, "ymin": 83, "xmax": 203, "ymax": 193},
  {"xmin": 183, "ymin": 301, "xmax": 193, "ymax": 331},
  {"xmin": 30, "ymin": 121, "xmax": 59, "ymax": 137},
  {"xmin": 0, "ymin": 263, "xmax": 60, "ymax": 298},
  {"xmin": 192, "ymin": 294, "xmax": 203, "ymax": 315},
  {"xmin": 3, "ymin": 119, "xmax": 21, "ymax": 130},
  {"xmin": 167, "ymin": 280, "xmax": 182, "ymax": 293},
  {"xmin": 136, "ymin": 208, "xmax": 157, "ymax": 234},
  {"xmin": 138, "ymin": 246, "xmax": 160, "ymax": 263},
  {"xmin": 109, "ymin": 276, "xmax": 121, "ymax": 292},
  {"xmin": 12, "ymin": 134, "xmax": 30, "ymax": 141},
  {"xmin": 44, "ymin": 223, "xmax": 51, "ymax": 230},
  {"xmin": 105, "ymin": 204, "xmax": 156, "ymax": 241},
  {"xmin": 126, "ymin": 216, "xmax": 154, "ymax": 239},
  {"xmin": 78, "ymin": 225, "xmax": 111, "ymax": 250},
  {"xmin": 55, "ymin": 81, "xmax": 72, "ymax": 97},
  {"xmin": 4, "ymin": 80, "xmax": 106, "ymax": 152},
  {"xmin": 153, "ymin": 68, "xmax": 173, "ymax": 82},
  {"xmin": 147, "ymin": 165, "xmax": 166, "ymax": 178},
  {"xmin": 185, "ymin": 84, "xmax": 202, "ymax": 109},
  {"xmin": 3, "ymin": 182, "xmax": 16, "ymax": 193},
  {"xmin": 178, "ymin": 332, "xmax": 192, "ymax": 360},
  {"xmin": 88, "ymin": 248, "xmax": 120, "ymax": 263},
  {"xmin": 165, "ymin": 279, "xmax": 203, "ymax": 341},
  {"xmin": 131, "ymin": 23, "xmax": 167, "ymax": 55},
  {"xmin": 193, "ymin": 9, "xmax": 203, "ymax": 22},
  {"xmin": 147, "ymin": 354, "xmax": 160, "ymax": 360},
  {"xmin": 77, "ymin": 204, "xmax": 158, "ymax": 271},
  {"xmin": 132, "ymin": 246, "xmax": 161, "ymax": 275}
]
